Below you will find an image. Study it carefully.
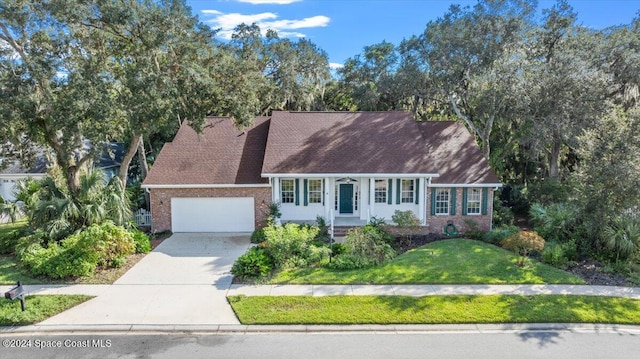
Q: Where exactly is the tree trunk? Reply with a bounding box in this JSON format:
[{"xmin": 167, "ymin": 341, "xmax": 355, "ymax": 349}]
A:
[
  {"xmin": 119, "ymin": 134, "xmax": 142, "ymax": 186},
  {"xmin": 549, "ymin": 140, "xmax": 561, "ymax": 178},
  {"xmin": 66, "ymin": 165, "xmax": 80, "ymax": 197},
  {"xmin": 137, "ymin": 138, "xmax": 150, "ymax": 210}
]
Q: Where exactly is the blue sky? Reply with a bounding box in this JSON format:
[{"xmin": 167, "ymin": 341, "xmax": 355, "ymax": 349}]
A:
[{"xmin": 187, "ymin": 0, "xmax": 640, "ymax": 68}]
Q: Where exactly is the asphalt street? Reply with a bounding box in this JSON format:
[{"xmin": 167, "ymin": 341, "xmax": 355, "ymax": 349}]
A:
[{"xmin": 1, "ymin": 330, "xmax": 638, "ymax": 359}]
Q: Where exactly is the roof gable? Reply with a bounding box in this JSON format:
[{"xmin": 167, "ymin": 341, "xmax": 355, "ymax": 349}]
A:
[{"xmin": 143, "ymin": 117, "xmax": 270, "ymax": 185}]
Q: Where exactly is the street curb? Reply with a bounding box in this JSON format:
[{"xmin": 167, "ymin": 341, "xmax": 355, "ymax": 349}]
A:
[{"xmin": 2, "ymin": 323, "xmax": 640, "ymax": 335}]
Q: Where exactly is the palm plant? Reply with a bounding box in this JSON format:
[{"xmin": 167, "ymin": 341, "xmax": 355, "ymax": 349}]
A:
[
  {"xmin": 603, "ymin": 215, "xmax": 640, "ymax": 262},
  {"xmin": 0, "ymin": 194, "xmax": 22, "ymax": 223},
  {"xmin": 24, "ymin": 168, "xmax": 132, "ymax": 242}
]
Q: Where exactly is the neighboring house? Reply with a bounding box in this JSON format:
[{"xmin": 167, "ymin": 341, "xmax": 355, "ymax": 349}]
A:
[
  {"xmin": 142, "ymin": 111, "xmax": 501, "ymax": 234},
  {"xmin": 0, "ymin": 143, "xmax": 125, "ymax": 202}
]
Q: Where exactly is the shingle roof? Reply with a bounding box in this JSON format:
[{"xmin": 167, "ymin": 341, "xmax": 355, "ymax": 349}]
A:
[
  {"xmin": 262, "ymin": 111, "xmax": 500, "ymax": 184},
  {"xmin": 0, "ymin": 142, "xmax": 124, "ymax": 175},
  {"xmin": 143, "ymin": 112, "xmax": 500, "ymax": 186},
  {"xmin": 143, "ymin": 117, "xmax": 270, "ymax": 185},
  {"xmin": 416, "ymin": 121, "xmax": 500, "ymax": 184}
]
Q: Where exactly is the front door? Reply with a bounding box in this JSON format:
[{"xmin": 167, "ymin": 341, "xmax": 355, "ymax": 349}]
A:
[{"xmin": 339, "ymin": 183, "xmax": 354, "ymax": 214}]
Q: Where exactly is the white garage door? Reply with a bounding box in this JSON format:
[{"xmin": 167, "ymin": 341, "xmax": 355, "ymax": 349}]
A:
[{"xmin": 171, "ymin": 197, "xmax": 255, "ymax": 232}]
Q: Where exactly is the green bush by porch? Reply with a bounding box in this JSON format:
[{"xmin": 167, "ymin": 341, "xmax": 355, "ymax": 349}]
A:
[
  {"xmin": 271, "ymin": 239, "xmax": 584, "ymax": 284},
  {"xmin": 228, "ymin": 295, "xmax": 640, "ymax": 325}
]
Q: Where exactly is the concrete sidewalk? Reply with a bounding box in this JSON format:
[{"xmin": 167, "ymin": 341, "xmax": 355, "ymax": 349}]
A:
[
  {"xmin": 2, "ymin": 283, "xmax": 639, "ymax": 299},
  {"xmin": 228, "ymin": 284, "xmax": 640, "ymax": 298}
]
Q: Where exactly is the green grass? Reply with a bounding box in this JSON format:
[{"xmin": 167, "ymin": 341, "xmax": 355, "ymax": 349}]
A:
[
  {"xmin": 0, "ymin": 295, "xmax": 92, "ymax": 326},
  {"xmin": 0, "ymin": 220, "xmax": 27, "ymax": 240},
  {"xmin": 0, "ymin": 221, "xmax": 44, "ymax": 285},
  {"xmin": 270, "ymin": 239, "xmax": 584, "ymax": 284},
  {"xmin": 229, "ymin": 295, "xmax": 640, "ymax": 325},
  {"xmin": 0, "ymin": 256, "xmax": 45, "ymax": 285}
]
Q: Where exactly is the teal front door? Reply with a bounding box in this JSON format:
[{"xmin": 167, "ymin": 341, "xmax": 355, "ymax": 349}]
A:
[{"xmin": 339, "ymin": 184, "xmax": 354, "ymax": 214}]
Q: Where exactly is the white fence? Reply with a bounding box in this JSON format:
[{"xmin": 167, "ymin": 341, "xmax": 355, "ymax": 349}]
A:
[{"xmin": 134, "ymin": 208, "xmax": 152, "ymax": 227}]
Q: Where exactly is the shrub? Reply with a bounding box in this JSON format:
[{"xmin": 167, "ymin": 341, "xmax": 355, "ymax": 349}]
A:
[
  {"xmin": 482, "ymin": 225, "xmax": 519, "ymax": 245},
  {"xmin": 0, "ymin": 224, "xmax": 29, "ymax": 255},
  {"xmin": 501, "ymin": 231, "xmax": 545, "ymax": 267},
  {"xmin": 492, "ymin": 194, "xmax": 514, "ymax": 227},
  {"xmin": 541, "ymin": 241, "xmax": 577, "ymax": 269},
  {"xmin": 463, "ymin": 219, "xmax": 483, "ymax": 240},
  {"xmin": 529, "ymin": 202, "xmax": 577, "ymax": 243},
  {"xmin": 130, "ymin": 228, "xmax": 151, "ymax": 253},
  {"xmin": 14, "ymin": 230, "xmax": 48, "ymax": 260},
  {"xmin": 78, "ymin": 221, "xmax": 135, "ymax": 267},
  {"xmin": 231, "ymin": 247, "xmax": 274, "ymax": 280},
  {"xmin": 250, "ymin": 228, "xmax": 267, "ymax": 244},
  {"xmin": 21, "ymin": 235, "xmax": 101, "ymax": 279},
  {"xmin": 329, "ymin": 243, "xmax": 347, "ymax": 257},
  {"xmin": 111, "ymin": 256, "xmax": 127, "ymax": 268},
  {"xmin": 392, "ymin": 210, "xmax": 421, "ymax": 244},
  {"xmin": 263, "ymin": 223, "xmax": 322, "ymax": 269},
  {"xmin": 264, "ymin": 202, "xmax": 282, "ymax": 226},
  {"xmin": 343, "ymin": 226, "xmax": 395, "ymax": 266},
  {"xmin": 327, "ymin": 252, "xmax": 375, "ymax": 270},
  {"xmin": 368, "ymin": 216, "xmax": 387, "ymax": 228},
  {"xmin": 315, "ymin": 216, "xmax": 329, "ymax": 242}
]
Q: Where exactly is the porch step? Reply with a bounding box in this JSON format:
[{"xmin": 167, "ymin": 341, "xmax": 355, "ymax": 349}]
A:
[{"xmin": 332, "ymin": 226, "xmax": 357, "ymax": 237}]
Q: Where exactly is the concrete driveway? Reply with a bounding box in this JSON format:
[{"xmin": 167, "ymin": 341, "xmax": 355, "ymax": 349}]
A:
[{"xmin": 40, "ymin": 233, "xmax": 251, "ymax": 326}]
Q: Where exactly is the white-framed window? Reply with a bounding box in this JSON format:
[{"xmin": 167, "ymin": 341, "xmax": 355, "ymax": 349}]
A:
[
  {"xmin": 467, "ymin": 188, "xmax": 481, "ymax": 215},
  {"xmin": 401, "ymin": 179, "xmax": 415, "ymax": 203},
  {"xmin": 308, "ymin": 179, "xmax": 323, "ymax": 204},
  {"xmin": 281, "ymin": 179, "xmax": 295, "ymax": 204},
  {"xmin": 374, "ymin": 179, "xmax": 387, "ymax": 203},
  {"xmin": 435, "ymin": 188, "xmax": 450, "ymax": 215}
]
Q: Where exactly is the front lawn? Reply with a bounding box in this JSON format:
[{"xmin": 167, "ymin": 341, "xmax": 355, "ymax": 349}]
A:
[
  {"xmin": 0, "ymin": 295, "xmax": 92, "ymax": 326},
  {"xmin": 271, "ymin": 239, "xmax": 584, "ymax": 284},
  {"xmin": 229, "ymin": 295, "xmax": 640, "ymax": 325},
  {"xmin": 0, "ymin": 220, "xmax": 27, "ymax": 239},
  {"xmin": 0, "ymin": 256, "xmax": 44, "ymax": 284}
]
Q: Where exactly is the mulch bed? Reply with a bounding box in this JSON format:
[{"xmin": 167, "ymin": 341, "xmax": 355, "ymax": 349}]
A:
[
  {"xmin": 566, "ymin": 259, "xmax": 632, "ymax": 286},
  {"xmin": 392, "ymin": 233, "xmax": 448, "ymax": 255}
]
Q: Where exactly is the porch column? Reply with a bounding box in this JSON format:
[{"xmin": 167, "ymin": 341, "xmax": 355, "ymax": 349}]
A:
[
  {"xmin": 272, "ymin": 177, "xmax": 280, "ymax": 203},
  {"xmin": 418, "ymin": 178, "xmax": 426, "ymax": 225},
  {"xmin": 369, "ymin": 177, "xmax": 375, "ymax": 219},
  {"xmin": 324, "ymin": 177, "xmax": 331, "ymax": 220}
]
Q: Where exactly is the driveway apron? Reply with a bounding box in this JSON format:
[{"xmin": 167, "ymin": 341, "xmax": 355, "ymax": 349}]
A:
[{"xmin": 39, "ymin": 233, "xmax": 250, "ymax": 326}]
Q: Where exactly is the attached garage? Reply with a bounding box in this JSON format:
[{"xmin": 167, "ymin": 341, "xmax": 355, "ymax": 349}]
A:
[{"xmin": 171, "ymin": 197, "xmax": 255, "ymax": 233}]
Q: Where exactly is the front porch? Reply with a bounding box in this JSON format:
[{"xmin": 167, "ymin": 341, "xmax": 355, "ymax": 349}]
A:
[{"xmin": 270, "ymin": 175, "xmax": 434, "ymax": 226}]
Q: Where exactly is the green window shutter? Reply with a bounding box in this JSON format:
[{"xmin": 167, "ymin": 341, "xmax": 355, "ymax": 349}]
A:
[
  {"xmin": 396, "ymin": 179, "xmax": 401, "ymax": 204},
  {"xmin": 303, "ymin": 179, "xmax": 308, "ymax": 206},
  {"xmin": 430, "ymin": 188, "xmax": 436, "ymax": 215},
  {"xmin": 482, "ymin": 187, "xmax": 489, "ymax": 215},
  {"xmin": 462, "ymin": 188, "xmax": 468, "ymax": 215},
  {"xmin": 415, "ymin": 178, "xmax": 420, "ymax": 205},
  {"xmin": 295, "ymin": 179, "xmax": 300, "ymax": 206},
  {"xmin": 450, "ymin": 188, "xmax": 456, "ymax": 215},
  {"xmin": 387, "ymin": 179, "xmax": 393, "ymax": 204}
]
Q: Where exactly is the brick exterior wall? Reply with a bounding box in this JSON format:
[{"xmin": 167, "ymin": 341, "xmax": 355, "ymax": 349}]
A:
[
  {"xmin": 149, "ymin": 187, "xmax": 272, "ymax": 233},
  {"xmin": 426, "ymin": 187, "xmax": 494, "ymax": 234}
]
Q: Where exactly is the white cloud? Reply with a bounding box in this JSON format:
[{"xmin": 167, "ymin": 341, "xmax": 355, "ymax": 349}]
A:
[
  {"xmin": 202, "ymin": 10, "xmax": 329, "ymax": 39},
  {"xmin": 329, "ymin": 62, "xmax": 344, "ymax": 69},
  {"xmin": 238, "ymin": 0, "xmax": 301, "ymax": 4}
]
